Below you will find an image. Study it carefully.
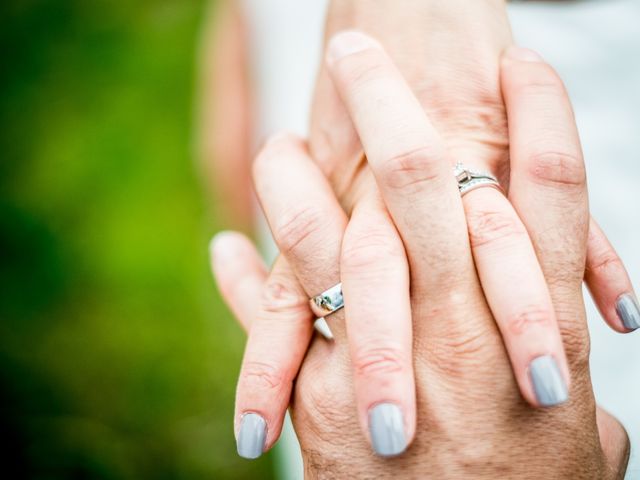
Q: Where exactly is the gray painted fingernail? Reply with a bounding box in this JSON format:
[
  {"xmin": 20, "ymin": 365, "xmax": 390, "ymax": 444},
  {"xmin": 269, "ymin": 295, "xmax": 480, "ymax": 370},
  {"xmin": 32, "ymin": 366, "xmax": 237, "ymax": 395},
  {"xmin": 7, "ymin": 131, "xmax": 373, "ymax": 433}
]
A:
[
  {"xmin": 530, "ymin": 356, "xmax": 568, "ymax": 407},
  {"xmin": 368, "ymin": 403, "xmax": 407, "ymax": 457},
  {"xmin": 314, "ymin": 317, "xmax": 334, "ymax": 340},
  {"xmin": 237, "ymin": 413, "xmax": 266, "ymax": 459},
  {"xmin": 616, "ymin": 294, "xmax": 640, "ymax": 330}
]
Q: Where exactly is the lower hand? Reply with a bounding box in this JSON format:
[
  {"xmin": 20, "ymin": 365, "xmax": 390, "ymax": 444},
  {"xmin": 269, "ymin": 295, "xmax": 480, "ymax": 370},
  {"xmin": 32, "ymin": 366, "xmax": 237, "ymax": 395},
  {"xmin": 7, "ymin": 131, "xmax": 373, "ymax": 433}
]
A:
[{"xmin": 212, "ymin": 37, "xmax": 631, "ymax": 477}]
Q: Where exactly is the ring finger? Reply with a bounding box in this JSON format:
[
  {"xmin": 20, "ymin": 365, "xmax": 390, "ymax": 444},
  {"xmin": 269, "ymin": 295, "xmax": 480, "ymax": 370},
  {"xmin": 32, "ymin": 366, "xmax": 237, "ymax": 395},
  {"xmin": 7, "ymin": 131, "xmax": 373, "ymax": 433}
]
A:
[{"xmin": 462, "ymin": 184, "xmax": 570, "ymax": 407}]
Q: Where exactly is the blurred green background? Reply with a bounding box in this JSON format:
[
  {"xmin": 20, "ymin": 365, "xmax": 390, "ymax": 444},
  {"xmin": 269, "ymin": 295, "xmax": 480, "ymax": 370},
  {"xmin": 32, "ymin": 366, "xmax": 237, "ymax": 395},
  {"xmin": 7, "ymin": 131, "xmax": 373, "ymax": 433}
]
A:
[{"xmin": 0, "ymin": 1, "xmax": 273, "ymax": 478}]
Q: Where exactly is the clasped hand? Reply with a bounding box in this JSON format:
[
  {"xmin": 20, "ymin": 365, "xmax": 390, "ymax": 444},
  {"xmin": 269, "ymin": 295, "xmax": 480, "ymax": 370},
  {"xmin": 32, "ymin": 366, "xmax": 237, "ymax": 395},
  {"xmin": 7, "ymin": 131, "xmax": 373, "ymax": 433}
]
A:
[{"xmin": 211, "ymin": 28, "xmax": 633, "ymax": 480}]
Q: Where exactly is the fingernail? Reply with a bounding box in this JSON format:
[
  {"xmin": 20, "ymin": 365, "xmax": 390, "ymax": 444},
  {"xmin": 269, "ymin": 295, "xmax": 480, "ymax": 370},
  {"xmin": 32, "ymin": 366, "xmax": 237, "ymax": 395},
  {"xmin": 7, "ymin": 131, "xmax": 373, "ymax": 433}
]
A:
[
  {"xmin": 368, "ymin": 403, "xmax": 407, "ymax": 457},
  {"xmin": 313, "ymin": 317, "xmax": 334, "ymax": 340},
  {"xmin": 529, "ymin": 356, "xmax": 568, "ymax": 407},
  {"xmin": 327, "ymin": 30, "xmax": 380, "ymax": 64},
  {"xmin": 237, "ymin": 413, "xmax": 267, "ymax": 459},
  {"xmin": 616, "ymin": 293, "xmax": 640, "ymax": 330},
  {"xmin": 504, "ymin": 46, "xmax": 543, "ymax": 63}
]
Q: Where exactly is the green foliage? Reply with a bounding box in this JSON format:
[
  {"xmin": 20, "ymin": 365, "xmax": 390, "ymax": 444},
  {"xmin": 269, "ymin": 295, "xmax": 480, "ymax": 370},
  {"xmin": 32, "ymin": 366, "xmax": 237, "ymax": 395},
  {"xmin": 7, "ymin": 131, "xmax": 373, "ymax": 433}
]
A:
[{"xmin": 0, "ymin": 1, "xmax": 273, "ymax": 478}]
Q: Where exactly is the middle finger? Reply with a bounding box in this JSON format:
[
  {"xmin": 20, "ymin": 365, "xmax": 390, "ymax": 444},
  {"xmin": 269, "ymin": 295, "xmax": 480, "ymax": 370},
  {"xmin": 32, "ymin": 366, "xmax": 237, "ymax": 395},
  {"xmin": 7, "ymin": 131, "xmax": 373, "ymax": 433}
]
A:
[{"xmin": 326, "ymin": 31, "xmax": 474, "ymax": 301}]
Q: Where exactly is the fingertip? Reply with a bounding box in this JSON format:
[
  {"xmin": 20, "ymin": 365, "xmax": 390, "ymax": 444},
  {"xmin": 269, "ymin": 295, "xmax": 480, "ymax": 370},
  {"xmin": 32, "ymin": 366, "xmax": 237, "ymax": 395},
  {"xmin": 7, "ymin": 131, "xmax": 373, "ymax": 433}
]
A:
[
  {"xmin": 368, "ymin": 402, "xmax": 409, "ymax": 457},
  {"xmin": 615, "ymin": 293, "xmax": 640, "ymax": 332},
  {"xmin": 236, "ymin": 412, "xmax": 268, "ymax": 460},
  {"xmin": 528, "ymin": 355, "xmax": 569, "ymax": 408},
  {"xmin": 262, "ymin": 131, "xmax": 304, "ymax": 150},
  {"xmin": 585, "ymin": 219, "xmax": 638, "ymax": 334},
  {"xmin": 326, "ymin": 30, "xmax": 382, "ymax": 66},
  {"xmin": 252, "ymin": 131, "xmax": 312, "ymax": 185},
  {"xmin": 237, "ymin": 411, "xmax": 283, "ymax": 458},
  {"xmin": 500, "ymin": 46, "xmax": 562, "ymax": 95},
  {"xmin": 210, "ymin": 230, "xmax": 241, "ymax": 260},
  {"xmin": 209, "ymin": 230, "xmax": 249, "ymax": 275},
  {"xmin": 502, "ymin": 45, "xmax": 544, "ymax": 64},
  {"xmin": 208, "ymin": 231, "xmax": 267, "ymax": 332}
]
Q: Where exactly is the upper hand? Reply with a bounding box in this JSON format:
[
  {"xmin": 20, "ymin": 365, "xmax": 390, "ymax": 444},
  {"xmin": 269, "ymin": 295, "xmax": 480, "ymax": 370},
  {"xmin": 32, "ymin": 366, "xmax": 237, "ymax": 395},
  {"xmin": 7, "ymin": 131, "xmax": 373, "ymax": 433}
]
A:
[{"xmin": 212, "ymin": 34, "xmax": 630, "ymax": 478}]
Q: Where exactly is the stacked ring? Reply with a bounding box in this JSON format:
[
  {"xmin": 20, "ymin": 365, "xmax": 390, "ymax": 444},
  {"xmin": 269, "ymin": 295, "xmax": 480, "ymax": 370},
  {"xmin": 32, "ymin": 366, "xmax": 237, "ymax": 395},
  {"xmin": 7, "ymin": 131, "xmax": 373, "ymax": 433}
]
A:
[{"xmin": 454, "ymin": 162, "xmax": 503, "ymax": 197}]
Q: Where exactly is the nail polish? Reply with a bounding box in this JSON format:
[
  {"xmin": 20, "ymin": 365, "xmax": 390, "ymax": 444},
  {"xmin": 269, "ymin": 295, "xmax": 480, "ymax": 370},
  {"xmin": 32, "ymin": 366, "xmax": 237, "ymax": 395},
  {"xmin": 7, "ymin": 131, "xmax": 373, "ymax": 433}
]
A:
[
  {"xmin": 368, "ymin": 403, "xmax": 407, "ymax": 457},
  {"xmin": 237, "ymin": 413, "xmax": 266, "ymax": 459},
  {"xmin": 616, "ymin": 293, "xmax": 640, "ymax": 330},
  {"xmin": 529, "ymin": 355, "xmax": 568, "ymax": 407}
]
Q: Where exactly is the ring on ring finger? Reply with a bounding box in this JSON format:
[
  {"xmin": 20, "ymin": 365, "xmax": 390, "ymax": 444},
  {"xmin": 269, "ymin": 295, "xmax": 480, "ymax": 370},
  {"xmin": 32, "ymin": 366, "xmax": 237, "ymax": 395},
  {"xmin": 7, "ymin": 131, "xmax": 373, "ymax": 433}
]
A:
[{"xmin": 454, "ymin": 162, "xmax": 504, "ymax": 197}]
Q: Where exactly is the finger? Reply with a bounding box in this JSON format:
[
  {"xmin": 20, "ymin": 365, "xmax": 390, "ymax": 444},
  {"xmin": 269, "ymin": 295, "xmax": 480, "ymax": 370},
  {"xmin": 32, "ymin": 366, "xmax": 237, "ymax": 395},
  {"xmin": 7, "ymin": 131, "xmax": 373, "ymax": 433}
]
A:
[
  {"xmin": 210, "ymin": 231, "xmax": 268, "ymax": 330},
  {"xmin": 341, "ymin": 192, "xmax": 415, "ymax": 456},
  {"xmin": 501, "ymin": 48, "xmax": 591, "ymax": 367},
  {"xmin": 234, "ymin": 256, "xmax": 314, "ymax": 459},
  {"xmin": 253, "ymin": 133, "xmax": 417, "ymax": 456},
  {"xmin": 209, "ymin": 231, "xmax": 313, "ymax": 459},
  {"xmin": 464, "ymin": 187, "xmax": 570, "ymax": 407},
  {"xmin": 586, "ymin": 217, "xmax": 640, "ymax": 332},
  {"xmin": 325, "ymin": 31, "xmax": 473, "ymax": 296},
  {"xmin": 326, "ymin": 31, "xmax": 507, "ymax": 389},
  {"xmin": 252, "ymin": 133, "xmax": 347, "ymax": 330}
]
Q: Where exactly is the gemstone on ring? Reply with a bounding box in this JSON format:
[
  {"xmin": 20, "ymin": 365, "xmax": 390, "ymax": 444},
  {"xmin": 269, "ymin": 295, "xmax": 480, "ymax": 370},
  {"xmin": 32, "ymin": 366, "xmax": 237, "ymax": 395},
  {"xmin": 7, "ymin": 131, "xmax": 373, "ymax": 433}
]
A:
[
  {"xmin": 453, "ymin": 162, "xmax": 502, "ymax": 196},
  {"xmin": 310, "ymin": 282, "xmax": 344, "ymax": 319}
]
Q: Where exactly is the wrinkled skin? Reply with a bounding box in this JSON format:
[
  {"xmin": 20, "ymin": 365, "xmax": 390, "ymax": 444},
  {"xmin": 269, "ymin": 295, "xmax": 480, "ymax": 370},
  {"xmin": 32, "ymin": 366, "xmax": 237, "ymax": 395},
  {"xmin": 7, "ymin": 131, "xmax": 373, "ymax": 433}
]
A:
[{"xmin": 270, "ymin": 1, "xmax": 631, "ymax": 478}]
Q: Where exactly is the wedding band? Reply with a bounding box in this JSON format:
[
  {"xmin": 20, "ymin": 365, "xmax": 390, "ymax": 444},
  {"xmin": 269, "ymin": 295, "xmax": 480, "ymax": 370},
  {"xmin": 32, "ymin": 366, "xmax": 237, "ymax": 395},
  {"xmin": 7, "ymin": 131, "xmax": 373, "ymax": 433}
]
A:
[
  {"xmin": 310, "ymin": 282, "xmax": 344, "ymax": 318},
  {"xmin": 453, "ymin": 162, "xmax": 503, "ymax": 197}
]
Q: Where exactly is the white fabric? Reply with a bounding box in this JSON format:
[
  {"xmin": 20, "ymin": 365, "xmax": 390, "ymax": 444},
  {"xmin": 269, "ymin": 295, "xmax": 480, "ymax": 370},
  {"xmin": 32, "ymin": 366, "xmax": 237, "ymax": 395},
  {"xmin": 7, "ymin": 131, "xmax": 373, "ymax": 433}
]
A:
[{"xmin": 242, "ymin": 1, "xmax": 640, "ymax": 477}]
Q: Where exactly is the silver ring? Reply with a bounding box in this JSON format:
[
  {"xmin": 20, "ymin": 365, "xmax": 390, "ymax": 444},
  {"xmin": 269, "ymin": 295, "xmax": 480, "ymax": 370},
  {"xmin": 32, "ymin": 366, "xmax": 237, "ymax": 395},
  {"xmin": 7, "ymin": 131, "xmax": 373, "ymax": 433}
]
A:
[
  {"xmin": 453, "ymin": 162, "xmax": 503, "ymax": 197},
  {"xmin": 310, "ymin": 282, "xmax": 344, "ymax": 319}
]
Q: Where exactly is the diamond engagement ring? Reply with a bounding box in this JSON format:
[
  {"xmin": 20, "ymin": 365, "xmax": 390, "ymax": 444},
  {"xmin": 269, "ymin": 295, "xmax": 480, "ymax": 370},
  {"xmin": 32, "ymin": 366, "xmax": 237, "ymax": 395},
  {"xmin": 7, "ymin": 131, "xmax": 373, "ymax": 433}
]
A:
[{"xmin": 453, "ymin": 162, "xmax": 503, "ymax": 197}]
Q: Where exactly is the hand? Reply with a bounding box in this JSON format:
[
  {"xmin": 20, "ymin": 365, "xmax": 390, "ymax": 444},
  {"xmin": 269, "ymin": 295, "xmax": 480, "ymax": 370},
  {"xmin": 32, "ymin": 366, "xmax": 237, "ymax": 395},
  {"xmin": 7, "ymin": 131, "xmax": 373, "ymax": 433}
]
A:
[
  {"xmin": 212, "ymin": 0, "xmax": 639, "ymax": 462},
  {"xmin": 310, "ymin": 0, "xmax": 637, "ymax": 335},
  {"xmin": 212, "ymin": 37, "xmax": 630, "ymax": 477}
]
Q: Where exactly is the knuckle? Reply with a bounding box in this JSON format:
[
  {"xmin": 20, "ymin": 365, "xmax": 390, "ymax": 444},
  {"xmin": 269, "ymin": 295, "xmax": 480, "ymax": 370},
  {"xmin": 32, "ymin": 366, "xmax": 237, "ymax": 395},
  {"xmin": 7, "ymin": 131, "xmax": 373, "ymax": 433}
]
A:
[
  {"xmin": 340, "ymin": 59, "xmax": 388, "ymax": 90},
  {"xmin": 380, "ymin": 146, "xmax": 444, "ymax": 191},
  {"xmin": 546, "ymin": 260, "xmax": 585, "ymax": 289},
  {"xmin": 504, "ymin": 307, "xmax": 553, "ymax": 336},
  {"xmin": 466, "ymin": 209, "xmax": 527, "ymax": 249},
  {"xmin": 341, "ymin": 229, "xmax": 402, "ymax": 272},
  {"xmin": 260, "ymin": 279, "xmax": 309, "ymax": 317},
  {"xmin": 240, "ymin": 360, "xmax": 288, "ymax": 392},
  {"xmin": 553, "ymin": 302, "xmax": 591, "ymax": 367},
  {"xmin": 587, "ymin": 250, "xmax": 624, "ymax": 276},
  {"xmin": 561, "ymin": 326, "xmax": 591, "ymax": 371},
  {"xmin": 294, "ymin": 366, "xmax": 356, "ymax": 452},
  {"xmin": 527, "ymin": 151, "xmax": 585, "ymax": 188},
  {"xmin": 352, "ymin": 346, "xmax": 407, "ymax": 379},
  {"xmin": 424, "ymin": 333, "xmax": 492, "ymax": 380},
  {"xmin": 274, "ymin": 206, "xmax": 326, "ymax": 257},
  {"xmin": 418, "ymin": 301, "xmax": 503, "ymax": 379}
]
